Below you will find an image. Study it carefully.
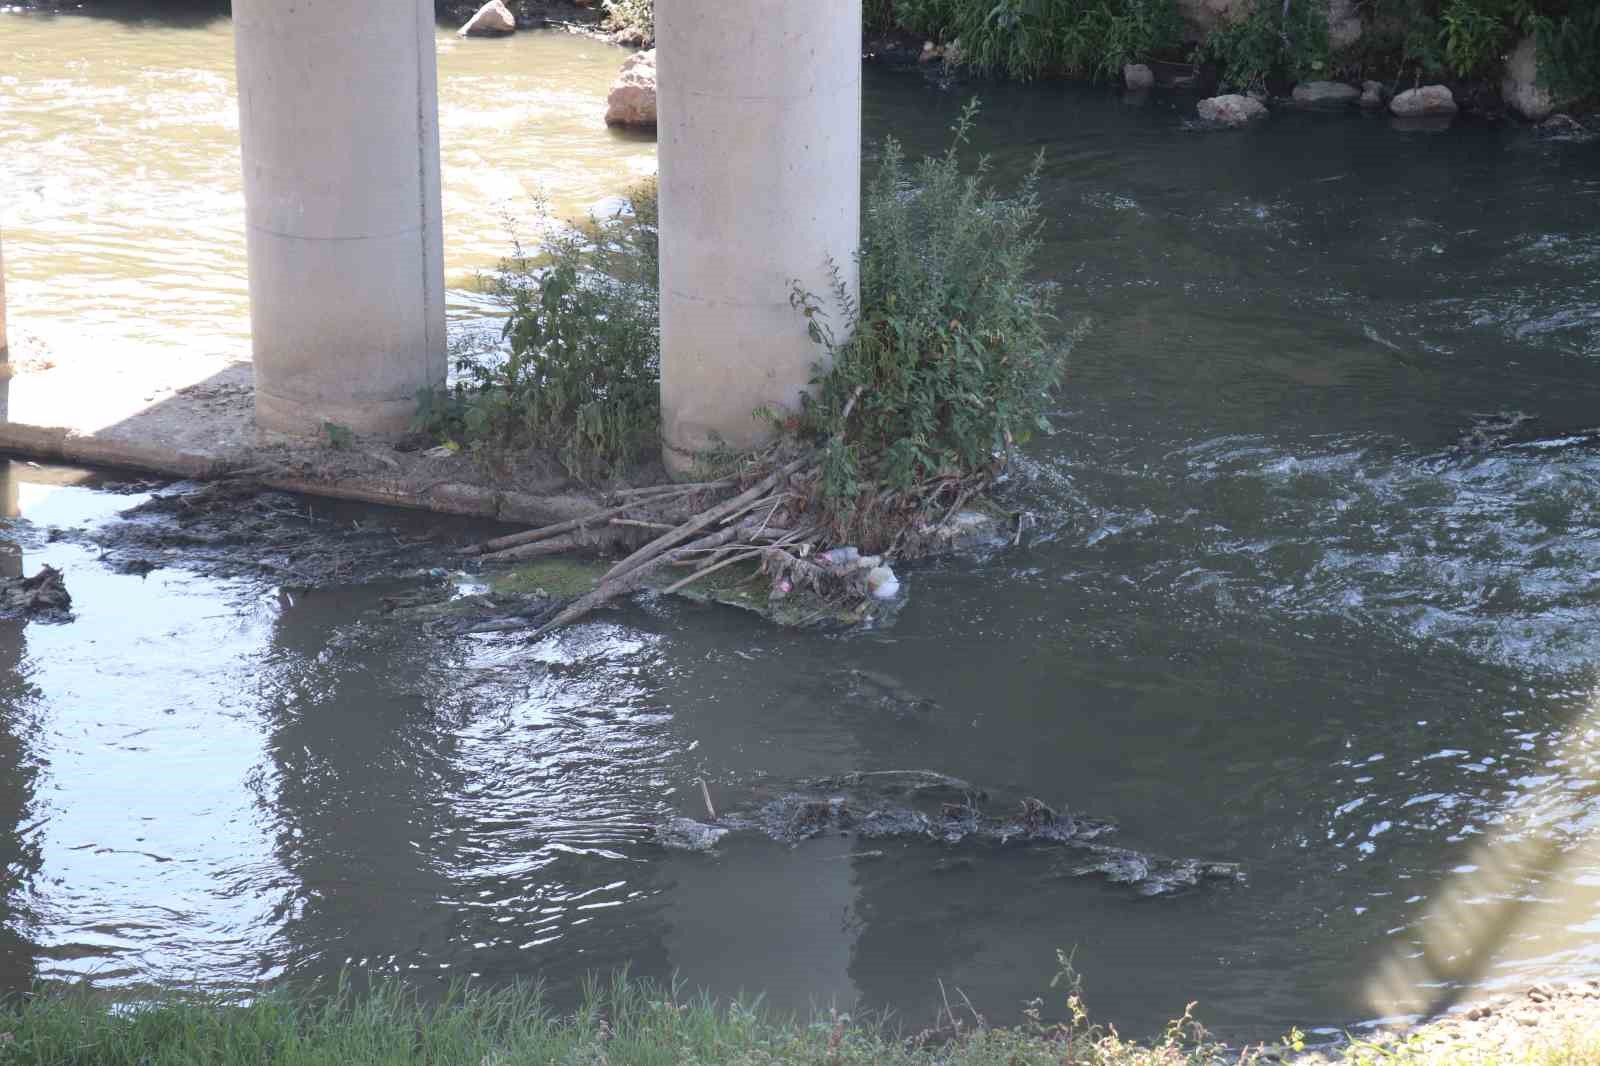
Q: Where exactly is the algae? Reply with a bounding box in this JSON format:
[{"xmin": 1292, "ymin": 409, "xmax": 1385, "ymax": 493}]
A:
[{"xmin": 488, "ymin": 557, "xmax": 608, "ymax": 598}]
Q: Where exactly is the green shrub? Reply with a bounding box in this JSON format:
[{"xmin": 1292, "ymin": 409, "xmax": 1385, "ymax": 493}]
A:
[
  {"xmin": 601, "ymin": 0, "xmax": 653, "ymax": 39},
  {"xmin": 420, "ymin": 186, "xmax": 660, "ymax": 483},
  {"xmin": 1194, "ymin": 0, "xmax": 1331, "ymax": 92},
  {"xmin": 1533, "ymin": 2, "xmax": 1600, "ymax": 99},
  {"xmin": 939, "ymin": 0, "xmax": 1183, "ymax": 81},
  {"xmin": 615, "ymin": 0, "xmax": 1181, "ymax": 81},
  {"xmin": 791, "ymin": 101, "xmax": 1068, "ymax": 528},
  {"xmin": 1359, "ymin": 0, "xmax": 1600, "ymax": 91},
  {"xmin": 1439, "ymin": 0, "xmax": 1514, "ymax": 76}
]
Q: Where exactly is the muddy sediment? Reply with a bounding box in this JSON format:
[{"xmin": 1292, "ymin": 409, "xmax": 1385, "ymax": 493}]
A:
[{"xmin": 657, "ymin": 771, "xmax": 1244, "ymax": 898}]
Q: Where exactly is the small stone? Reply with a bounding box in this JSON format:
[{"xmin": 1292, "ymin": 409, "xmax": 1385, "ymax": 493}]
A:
[
  {"xmin": 1360, "ymin": 80, "xmax": 1387, "ymax": 109},
  {"xmin": 1543, "ymin": 113, "xmax": 1581, "ymax": 130},
  {"xmin": 656, "ymin": 816, "xmax": 727, "ymax": 852},
  {"xmin": 604, "ymin": 49, "xmax": 656, "ymax": 127},
  {"xmin": 457, "ymin": 0, "xmax": 515, "ymax": 37},
  {"xmin": 1124, "ymin": 63, "xmax": 1155, "ymax": 90},
  {"xmin": 1390, "ymin": 84, "xmax": 1457, "ymax": 117},
  {"xmin": 1197, "ymin": 94, "xmax": 1268, "ymax": 126},
  {"xmin": 1292, "ymin": 80, "xmax": 1360, "ymax": 107}
]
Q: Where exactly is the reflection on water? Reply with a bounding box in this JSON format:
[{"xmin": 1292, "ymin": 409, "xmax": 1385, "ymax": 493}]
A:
[{"xmin": 1, "ymin": 6, "xmax": 1600, "ymax": 1045}]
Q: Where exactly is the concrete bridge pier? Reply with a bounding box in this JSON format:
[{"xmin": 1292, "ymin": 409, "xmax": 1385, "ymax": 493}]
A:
[
  {"xmin": 232, "ymin": 0, "xmax": 446, "ymax": 439},
  {"xmin": 656, "ymin": 0, "xmax": 862, "ymax": 475},
  {"xmin": 0, "ymin": 233, "xmax": 9, "ymax": 368},
  {"xmin": 0, "ymin": 233, "xmax": 10, "ymax": 424}
]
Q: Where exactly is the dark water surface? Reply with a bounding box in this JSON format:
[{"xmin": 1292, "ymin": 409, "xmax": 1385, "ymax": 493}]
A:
[{"xmin": 3, "ymin": 11, "xmax": 1600, "ymax": 1042}]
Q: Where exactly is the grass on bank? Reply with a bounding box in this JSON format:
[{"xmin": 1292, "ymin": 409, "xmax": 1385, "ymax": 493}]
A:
[
  {"xmin": 601, "ymin": 0, "xmax": 1600, "ymax": 102},
  {"xmin": 3, "ymin": 971, "xmax": 1599, "ymax": 1066}
]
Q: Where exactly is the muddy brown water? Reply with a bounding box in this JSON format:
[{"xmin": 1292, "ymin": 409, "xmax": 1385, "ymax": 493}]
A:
[{"xmin": 3, "ymin": 3, "xmax": 1600, "ymax": 1043}]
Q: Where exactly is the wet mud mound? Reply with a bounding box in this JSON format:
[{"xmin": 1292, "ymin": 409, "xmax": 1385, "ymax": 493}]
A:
[
  {"xmin": 659, "ymin": 770, "xmax": 1243, "ymax": 897},
  {"xmin": 84, "ymin": 479, "xmax": 469, "ymax": 587},
  {"xmin": 0, "ymin": 565, "xmax": 71, "ymax": 621}
]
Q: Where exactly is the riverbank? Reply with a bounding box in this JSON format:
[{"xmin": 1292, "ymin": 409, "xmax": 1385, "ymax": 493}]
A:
[
  {"xmin": 0, "ymin": 977, "xmax": 1595, "ymax": 1066},
  {"xmin": 1298, "ymin": 983, "xmax": 1600, "ymax": 1065}
]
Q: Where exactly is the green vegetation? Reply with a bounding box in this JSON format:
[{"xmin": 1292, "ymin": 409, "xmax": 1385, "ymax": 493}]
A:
[
  {"xmin": 418, "ymin": 186, "xmax": 660, "ymax": 483},
  {"xmin": 601, "ymin": 0, "xmax": 653, "ymax": 40},
  {"xmin": 0, "ymin": 967, "xmax": 1218, "ymax": 1066},
  {"xmin": 1352, "ymin": 0, "xmax": 1597, "ymax": 86},
  {"xmin": 789, "ymin": 101, "xmax": 1067, "ymax": 540},
  {"xmin": 868, "ymin": 0, "xmax": 1184, "ymax": 82},
  {"xmin": 596, "ymin": 0, "xmax": 1600, "ymax": 102},
  {"xmin": 4, "ymin": 967, "xmax": 1599, "ymax": 1066},
  {"xmin": 486, "ymin": 557, "xmax": 606, "ymax": 598},
  {"xmin": 1192, "ymin": 0, "xmax": 1332, "ymax": 92},
  {"xmin": 420, "ymin": 105, "xmax": 1068, "ymax": 545}
]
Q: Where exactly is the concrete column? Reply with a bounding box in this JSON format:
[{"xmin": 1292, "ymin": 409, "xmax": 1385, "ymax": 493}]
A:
[
  {"xmin": 0, "ymin": 232, "xmax": 9, "ymax": 368},
  {"xmin": 656, "ymin": 0, "xmax": 862, "ymax": 474},
  {"xmin": 0, "ymin": 232, "xmax": 10, "ymax": 425},
  {"xmin": 233, "ymin": 0, "xmax": 446, "ymax": 438}
]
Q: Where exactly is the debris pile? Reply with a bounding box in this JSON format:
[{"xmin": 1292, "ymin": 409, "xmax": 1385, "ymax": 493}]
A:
[{"xmin": 0, "ymin": 565, "xmax": 70, "ymax": 618}]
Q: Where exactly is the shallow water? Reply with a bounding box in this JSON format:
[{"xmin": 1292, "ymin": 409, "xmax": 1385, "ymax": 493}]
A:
[
  {"xmin": 3, "ymin": 6, "xmax": 1600, "ymax": 1042},
  {"xmin": 0, "ymin": 5, "xmax": 654, "ymax": 364}
]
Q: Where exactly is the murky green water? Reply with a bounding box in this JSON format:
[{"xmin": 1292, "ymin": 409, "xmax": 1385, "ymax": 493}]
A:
[{"xmin": 3, "ymin": 4, "xmax": 1600, "ymax": 1043}]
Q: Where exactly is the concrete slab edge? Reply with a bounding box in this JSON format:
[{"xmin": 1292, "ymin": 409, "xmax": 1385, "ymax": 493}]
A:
[{"xmin": 0, "ymin": 421, "xmax": 603, "ymax": 530}]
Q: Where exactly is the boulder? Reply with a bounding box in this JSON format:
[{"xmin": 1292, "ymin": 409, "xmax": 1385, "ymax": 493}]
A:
[
  {"xmin": 612, "ymin": 25, "xmax": 651, "ymax": 48},
  {"xmin": 604, "ymin": 49, "xmax": 656, "ymax": 128},
  {"xmin": 1502, "ymin": 35, "xmax": 1558, "ymax": 122},
  {"xmin": 1359, "ymin": 79, "xmax": 1387, "ymax": 109},
  {"xmin": 1390, "ymin": 84, "xmax": 1457, "ymax": 117},
  {"xmin": 1124, "ymin": 63, "xmax": 1155, "ymax": 90},
  {"xmin": 1292, "ymin": 80, "xmax": 1360, "ymax": 107},
  {"xmin": 457, "ymin": 0, "xmax": 515, "ymax": 37},
  {"xmin": 1327, "ymin": 0, "xmax": 1363, "ymax": 48},
  {"xmin": 1197, "ymin": 94, "xmax": 1268, "ymax": 126}
]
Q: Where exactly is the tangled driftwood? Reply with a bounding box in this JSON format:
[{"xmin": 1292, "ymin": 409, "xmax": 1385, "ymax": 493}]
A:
[{"xmin": 456, "ymin": 444, "xmax": 999, "ymax": 638}]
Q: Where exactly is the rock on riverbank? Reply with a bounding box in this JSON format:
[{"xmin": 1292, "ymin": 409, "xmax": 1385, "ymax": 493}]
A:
[
  {"xmin": 1198, "ymin": 94, "xmax": 1267, "ymax": 126},
  {"xmin": 1292, "ymin": 81, "xmax": 1360, "ymax": 107},
  {"xmin": 1390, "ymin": 84, "xmax": 1458, "ymax": 117},
  {"xmin": 605, "ymin": 49, "xmax": 656, "ymax": 127},
  {"xmin": 1502, "ymin": 35, "xmax": 1566, "ymax": 122},
  {"xmin": 457, "ymin": 0, "xmax": 515, "ymax": 36}
]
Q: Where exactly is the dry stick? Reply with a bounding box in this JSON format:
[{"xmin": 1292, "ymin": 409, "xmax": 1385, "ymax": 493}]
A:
[
  {"xmin": 599, "ymin": 458, "xmax": 810, "ymax": 586},
  {"xmin": 666, "ymin": 528, "xmax": 814, "ymax": 595},
  {"xmin": 609, "ymin": 479, "xmax": 735, "ymax": 499},
  {"xmin": 697, "ymin": 778, "xmax": 718, "ymax": 820},
  {"xmin": 478, "ymin": 534, "xmax": 585, "ymax": 563},
  {"xmin": 528, "ymin": 524, "xmax": 749, "ymax": 640},
  {"xmin": 609, "ymin": 517, "xmax": 676, "ymax": 532},
  {"xmin": 462, "ymin": 495, "xmax": 680, "ymax": 556},
  {"xmin": 689, "ymin": 522, "xmax": 803, "ymax": 572},
  {"xmin": 663, "ymin": 547, "xmax": 768, "ymax": 595}
]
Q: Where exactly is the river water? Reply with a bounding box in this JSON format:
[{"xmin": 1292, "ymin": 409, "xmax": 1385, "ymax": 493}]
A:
[{"xmin": 3, "ymin": 3, "xmax": 1600, "ymax": 1043}]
